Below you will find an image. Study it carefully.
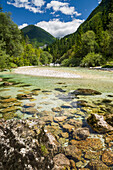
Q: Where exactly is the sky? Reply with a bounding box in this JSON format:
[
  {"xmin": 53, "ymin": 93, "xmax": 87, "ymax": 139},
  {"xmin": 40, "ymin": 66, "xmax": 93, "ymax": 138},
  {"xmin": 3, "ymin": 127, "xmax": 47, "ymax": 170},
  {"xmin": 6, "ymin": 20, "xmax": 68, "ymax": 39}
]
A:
[{"xmin": 1, "ymin": 0, "xmax": 102, "ymax": 38}]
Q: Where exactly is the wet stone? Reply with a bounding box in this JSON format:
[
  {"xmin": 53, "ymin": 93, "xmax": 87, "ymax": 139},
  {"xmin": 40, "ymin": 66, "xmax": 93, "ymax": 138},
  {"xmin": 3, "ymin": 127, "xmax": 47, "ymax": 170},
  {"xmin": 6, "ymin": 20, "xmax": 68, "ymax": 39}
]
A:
[
  {"xmin": 52, "ymin": 107, "xmax": 62, "ymax": 112},
  {"xmin": 62, "ymin": 124, "xmax": 75, "ymax": 132},
  {"xmin": 22, "ymin": 108, "xmax": 38, "ymax": 115},
  {"xmin": 53, "ymin": 153, "xmax": 70, "ymax": 170},
  {"xmin": 23, "ymin": 103, "xmax": 36, "ymax": 108},
  {"xmin": 0, "ymin": 98, "xmax": 17, "ymax": 103},
  {"xmin": 60, "ymin": 132, "xmax": 69, "ymax": 138},
  {"xmin": 105, "ymin": 114, "xmax": 113, "ymax": 126},
  {"xmin": 87, "ymin": 113, "xmax": 113, "ymax": 133},
  {"xmin": 73, "ymin": 127, "xmax": 90, "ymax": 140},
  {"xmin": 61, "ymin": 103, "xmax": 72, "ymax": 109},
  {"xmin": 101, "ymin": 99, "xmax": 112, "ymax": 103},
  {"xmin": 102, "ymin": 149, "xmax": 113, "ymax": 166},
  {"xmin": 71, "ymin": 88, "xmax": 102, "ymax": 96},
  {"xmin": 0, "ymin": 106, "xmax": 19, "ymax": 113},
  {"xmin": 0, "ymin": 95, "xmax": 11, "ymax": 99},
  {"xmin": 84, "ymin": 151, "xmax": 101, "ymax": 160},
  {"xmin": 3, "ymin": 82, "xmax": 14, "ymax": 86},
  {"xmin": 32, "ymin": 91, "xmax": 40, "ymax": 95},
  {"xmin": 17, "ymin": 93, "xmax": 33, "ymax": 100},
  {"xmin": 65, "ymin": 145, "xmax": 82, "ymax": 161},
  {"xmin": 70, "ymin": 160, "xmax": 77, "ymax": 169},
  {"xmin": 88, "ymin": 159, "xmax": 110, "ymax": 170},
  {"xmin": 70, "ymin": 138, "xmax": 103, "ymax": 151},
  {"xmin": 54, "ymin": 116, "xmax": 67, "ymax": 122},
  {"xmin": 54, "ymin": 88, "xmax": 66, "ymax": 93}
]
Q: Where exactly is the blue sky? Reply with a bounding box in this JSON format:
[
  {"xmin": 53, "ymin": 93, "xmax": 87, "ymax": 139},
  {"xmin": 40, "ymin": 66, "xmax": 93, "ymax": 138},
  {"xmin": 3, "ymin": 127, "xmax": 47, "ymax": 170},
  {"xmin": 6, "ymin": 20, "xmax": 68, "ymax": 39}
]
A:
[{"xmin": 1, "ymin": 0, "xmax": 102, "ymax": 38}]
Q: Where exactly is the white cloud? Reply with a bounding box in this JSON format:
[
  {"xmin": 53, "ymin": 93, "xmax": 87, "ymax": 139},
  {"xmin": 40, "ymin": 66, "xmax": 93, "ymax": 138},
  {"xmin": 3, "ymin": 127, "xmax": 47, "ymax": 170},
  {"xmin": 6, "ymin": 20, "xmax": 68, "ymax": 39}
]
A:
[
  {"xmin": 46, "ymin": 1, "xmax": 81, "ymax": 16},
  {"xmin": 98, "ymin": 0, "xmax": 102, "ymax": 4},
  {"xmin": 18, "ymin": 23, "xmax": 28, "ymax": 29},
  {"xmin": 7, "ymin": 0, "xmax": 45, "ymax": 13},
  {"xmin": 35, "ymin": 18, "xmax": 84, "ymax": 38}
]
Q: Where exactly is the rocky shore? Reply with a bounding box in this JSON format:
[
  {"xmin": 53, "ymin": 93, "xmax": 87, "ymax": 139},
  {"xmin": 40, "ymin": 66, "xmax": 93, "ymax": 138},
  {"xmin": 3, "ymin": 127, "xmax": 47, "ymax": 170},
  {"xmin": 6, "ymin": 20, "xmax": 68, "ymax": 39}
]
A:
[{"xmin": 0, "ymin": 75, "xmax": 113, "ymax": 169}]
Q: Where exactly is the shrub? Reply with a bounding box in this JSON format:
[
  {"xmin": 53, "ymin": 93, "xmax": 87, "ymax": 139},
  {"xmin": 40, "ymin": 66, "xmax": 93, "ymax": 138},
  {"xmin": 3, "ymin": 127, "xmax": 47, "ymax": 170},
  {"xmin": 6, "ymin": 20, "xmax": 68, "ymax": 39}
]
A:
[{"xmin": 81, "ymin": 52, "xmax": 105, "ymax": 67}]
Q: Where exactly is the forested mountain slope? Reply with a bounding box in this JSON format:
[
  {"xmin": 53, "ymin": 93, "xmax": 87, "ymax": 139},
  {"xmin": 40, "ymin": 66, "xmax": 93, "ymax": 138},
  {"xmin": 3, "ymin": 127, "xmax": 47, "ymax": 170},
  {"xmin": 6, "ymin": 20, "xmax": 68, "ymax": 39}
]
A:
[
  {"xmin": 46, "ymin": 0, "xmax": 113, "ymax": 67},
  {"xmin": 22, "ymin": 25, "xmax": 55, "ymax": 47}
]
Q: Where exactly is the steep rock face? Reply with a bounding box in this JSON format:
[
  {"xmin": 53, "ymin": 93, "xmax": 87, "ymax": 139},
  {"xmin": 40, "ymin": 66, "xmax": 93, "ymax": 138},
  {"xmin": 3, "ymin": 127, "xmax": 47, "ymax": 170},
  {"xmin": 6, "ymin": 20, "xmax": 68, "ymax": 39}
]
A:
[{"xmin": 0, "ymin": 119, "xmax": 57, "ymax": 170}]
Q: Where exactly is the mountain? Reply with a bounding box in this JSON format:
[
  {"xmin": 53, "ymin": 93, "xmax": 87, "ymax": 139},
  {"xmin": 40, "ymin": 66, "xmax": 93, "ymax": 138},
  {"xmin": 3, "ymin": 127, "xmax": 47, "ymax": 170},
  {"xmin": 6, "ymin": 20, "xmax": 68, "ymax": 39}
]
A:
[
  {"xmin": 22, "ymin": 25, "xmax": 55, "ymax": 47},
  {"xmin": 47, "ymin": 0, "xmax": 113, "ymax": 66}
]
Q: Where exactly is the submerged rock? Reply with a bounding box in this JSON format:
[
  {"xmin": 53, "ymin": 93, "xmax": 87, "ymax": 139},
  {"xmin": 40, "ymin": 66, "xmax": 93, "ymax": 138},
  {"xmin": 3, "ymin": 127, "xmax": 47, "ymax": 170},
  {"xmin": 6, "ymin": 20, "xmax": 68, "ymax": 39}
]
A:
[
  {"xmin": 70, "ymin": 138, "xmax": 103, "ymax": 151},
  {"xmin": 87, "ymin": 113, "xmax": 113, "ymax": 133},
  {"xmin": 65, "ymin": 145, "xmax": 82, "ymax": 161},
  {"xmin": 88, "ymin": 159, "xmax": 110, "ymax": 170},
  {"xmin": 0, "ymin": 98, "xmax": 17, "ymax": 103},
  {"xmin": 53, "ymin": 153, "xmax": 70, "ymax": 170},
  {"xmin": 73, "ymin": 127, "xmax": 90, "ymax": 140},
  {"xmin": 3, "ymin": 81, "xmax": 14, "ymax": 86},
  {"xmin": 17, "ymin": 93, "xmax": 33, "ymax": 100},
  {"xmin": 54, "ymin": 116, "xmax": 67, "ymax": 122},
  {"xmin": 54, "ymin": 88, "xmax": 66, "ymax": 93},
  {"xmin": 105, "ymin": 114, "xmax": 113, "ymax": 126},
  {"xmin": 102, "ymin": 150, "xmax": 113, "ymax": 166},
  {"xmin": 22, "ymin": 108, "xmax": 38, "ymax": 115},
  {"xmin": 52, "ymin": 107, "xmax": 62, "ymax": 112},
  {"xmin": 23, "ymin": 103, "xmax": 36, "ymax": 108},
  {"xmin": 72, "ymin": 88, "xmax": 101, "ymax": 96}
]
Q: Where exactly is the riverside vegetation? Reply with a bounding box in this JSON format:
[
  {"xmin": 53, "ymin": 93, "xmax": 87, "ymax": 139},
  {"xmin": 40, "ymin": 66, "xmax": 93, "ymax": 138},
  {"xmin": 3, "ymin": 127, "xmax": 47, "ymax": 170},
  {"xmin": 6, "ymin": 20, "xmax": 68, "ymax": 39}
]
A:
[{"xmin": 0, "ymin": 0, "xmax": 113, "ymax": 169}]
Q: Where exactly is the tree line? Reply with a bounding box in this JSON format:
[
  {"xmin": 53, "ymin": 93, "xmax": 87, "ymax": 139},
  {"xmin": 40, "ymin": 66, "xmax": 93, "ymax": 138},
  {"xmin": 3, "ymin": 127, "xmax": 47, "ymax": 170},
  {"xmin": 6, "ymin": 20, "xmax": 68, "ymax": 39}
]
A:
[
  {"xmin": 0, "ymin": 8, "xmax": 53, "ymax": 71},
  {"xmin": 46, "ymin": 0, "xmax": 113, "ymax": 67}
]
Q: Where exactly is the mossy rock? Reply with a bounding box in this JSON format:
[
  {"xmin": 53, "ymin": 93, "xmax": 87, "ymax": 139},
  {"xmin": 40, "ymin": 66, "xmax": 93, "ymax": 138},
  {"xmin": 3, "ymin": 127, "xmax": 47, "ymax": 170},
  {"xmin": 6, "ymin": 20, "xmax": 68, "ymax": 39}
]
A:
[
  {"xmin": 1, "ymin": 106, "xmax": 19, "ymax": 113},
  {"xmin": 40, "ymin": 144, "xmax": 49, "ymax": 156},
  {"xmin": 0, "ymin": 96, "xmax": 11, "ymax": 100},
  {"xmin": 3, "ymin": 112, "xmax": 17, "ymax": 120},
  {"xmin": 0, "ymin": 98, "xmax": 17, "ymax": 103}
]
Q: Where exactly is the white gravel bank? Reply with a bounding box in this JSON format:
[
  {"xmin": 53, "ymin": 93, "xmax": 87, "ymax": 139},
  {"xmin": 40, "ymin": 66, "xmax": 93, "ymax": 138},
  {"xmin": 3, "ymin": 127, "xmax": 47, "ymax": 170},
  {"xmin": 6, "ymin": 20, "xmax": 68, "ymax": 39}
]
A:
[{"xmin": 13, "ymin": 66, "xmax": 81, "ymax": 78}]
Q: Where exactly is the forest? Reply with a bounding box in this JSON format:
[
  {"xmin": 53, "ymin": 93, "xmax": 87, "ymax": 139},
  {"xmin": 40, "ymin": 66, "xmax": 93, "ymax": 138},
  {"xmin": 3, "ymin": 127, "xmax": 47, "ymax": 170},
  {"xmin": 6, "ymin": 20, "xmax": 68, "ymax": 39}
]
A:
[
  {"xmin": 46, "ymin": 0, "xmax": 113, "ymax": 67},
  {"xmin": 0, "ymin": 6, "xmax": 53, "ymax": 71}
]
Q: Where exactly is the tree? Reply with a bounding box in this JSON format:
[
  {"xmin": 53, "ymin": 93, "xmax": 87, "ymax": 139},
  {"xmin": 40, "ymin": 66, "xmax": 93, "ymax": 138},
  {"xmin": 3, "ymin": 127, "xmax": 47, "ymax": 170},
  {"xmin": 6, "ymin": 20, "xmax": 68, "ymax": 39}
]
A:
[
  {"xmin": 108, "ymin": 13, "xmax": 113, "ymax": 58},
  {"xmin": 99, "ymin": 30, "xmax": 110, "ymax": 58},
  {"xmin": 40, "ymin": 51, "xmax": 53, "ymax": 65},
  {"xmin": 0, "ymin": 12, "xmax": 23, "ymax": 57},
  {"xmin": 0, "ymin": 40, "xmax": 9, "ymax": 70},
  {"xmin": 81, "ymin": 52, "xmax": 105, "ymax": 67},
  {"xmin": 81, "ymin": 30, "xmax": 97, "ymax": 55}
]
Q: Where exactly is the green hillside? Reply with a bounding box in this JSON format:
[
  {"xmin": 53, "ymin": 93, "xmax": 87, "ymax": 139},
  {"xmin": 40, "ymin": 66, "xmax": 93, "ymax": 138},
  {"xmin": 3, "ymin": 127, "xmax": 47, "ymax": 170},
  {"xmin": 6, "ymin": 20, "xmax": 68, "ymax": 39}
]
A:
[
  {"xmin": 22, "ymin": 25, "xmax": 55, "ymax": 47},
  {"xmin": 47, "ymin": 0, "xmax": 113, "ymax": 66}
]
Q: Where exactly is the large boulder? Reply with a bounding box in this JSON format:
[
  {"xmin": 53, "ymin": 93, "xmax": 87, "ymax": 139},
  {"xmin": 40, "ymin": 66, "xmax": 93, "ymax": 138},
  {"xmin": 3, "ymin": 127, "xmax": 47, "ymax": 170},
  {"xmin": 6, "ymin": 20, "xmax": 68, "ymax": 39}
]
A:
[
  {"xmin": 0, "ymin": 119, "xmax": 57, "ymax": 170},
  {"xmin": 87, "ymin": 113, "xmax": 113, "ymax": 133}
]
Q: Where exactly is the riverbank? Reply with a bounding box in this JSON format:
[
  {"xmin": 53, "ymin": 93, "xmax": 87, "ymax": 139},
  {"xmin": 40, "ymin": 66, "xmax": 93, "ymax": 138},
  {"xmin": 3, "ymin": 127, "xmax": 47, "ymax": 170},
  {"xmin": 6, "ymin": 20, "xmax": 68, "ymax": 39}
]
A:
[{"xmin": 13, "ymin": 66, "xmax": 81, "ymax": 78}]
